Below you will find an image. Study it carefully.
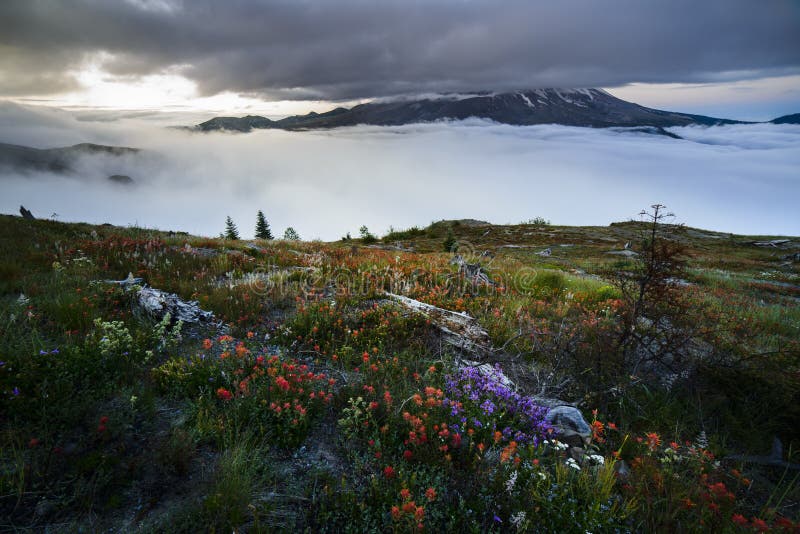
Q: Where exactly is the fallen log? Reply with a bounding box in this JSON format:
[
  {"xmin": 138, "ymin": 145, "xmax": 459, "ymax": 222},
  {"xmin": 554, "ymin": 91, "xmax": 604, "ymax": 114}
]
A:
[
  {"xmin": 752, "ymin": 239, "xmax": 791, "ymax": 247},
  {"xmin": 384, "ymin": 292, "xmax": 493, "ymax": 358},
  {"xmin": 100, "ymin": 273, "xmax": 216, "ymax": 325}
]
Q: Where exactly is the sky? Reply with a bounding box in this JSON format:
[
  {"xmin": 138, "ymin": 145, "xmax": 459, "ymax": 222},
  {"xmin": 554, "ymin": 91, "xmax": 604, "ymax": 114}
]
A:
[
  {"xmin": 0, "ymin": 0, "xmax": 799, "ymax": 120},
  {"xmin": 0, "ymin": 1, "xmax": 799, "ymax": 238}
]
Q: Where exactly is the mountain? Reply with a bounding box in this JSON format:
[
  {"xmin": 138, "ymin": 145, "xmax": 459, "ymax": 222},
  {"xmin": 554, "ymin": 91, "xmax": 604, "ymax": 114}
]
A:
[
  {"xmin": 195, "ymin": 88, "xmax": 743, "ymax": 133},
  {"xmin": 771, "ymin": 113, "xmax": 800, "ymax": 124},
  {"xmin": 0, "ymin": 142, "xmax": 139, "ymax": 174}
]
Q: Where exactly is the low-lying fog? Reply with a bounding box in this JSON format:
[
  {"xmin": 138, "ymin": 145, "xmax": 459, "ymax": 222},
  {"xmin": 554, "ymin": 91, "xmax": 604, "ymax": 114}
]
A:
[{"xmin": 1, "ymin": 103, "xmax": 798, "ymax": 239}]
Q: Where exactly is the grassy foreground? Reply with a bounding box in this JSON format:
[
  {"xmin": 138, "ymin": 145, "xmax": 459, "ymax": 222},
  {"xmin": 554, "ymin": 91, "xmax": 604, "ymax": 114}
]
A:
[{"xmin": 1, "ymin": 213, "xmax": 799, "ymax": 532}]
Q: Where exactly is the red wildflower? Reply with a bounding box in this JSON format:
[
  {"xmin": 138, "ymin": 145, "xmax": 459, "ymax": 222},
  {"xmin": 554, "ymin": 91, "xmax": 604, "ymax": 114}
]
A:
[
  {"xmin": 400, "ymin": 488, "xmax": 411, "ymax": 501},
  {"xmin": 391, "ymin": 506, "xmax": 401, "ymax": 520},
  {"xmin": 645, "ymin": 432, "xmax": 661, "ymax": 451},
  {"xmin": 383, "ymin": 465, "xmax": 396, "ymax": 478},
  {"xmin": 29, "ymin": 437, "xmax": 40, "ymax": 448},
  {"xmin": 731, "ymin": 514, "xmax": 748, "ymax": 526},
  {"xmin": 403, "ymin": 450, "xmax": 413, "ymax": 461},
  {"xmin": 425, "ymin": 487, "xmax": 437, "ymax": 502},
  {"xmin": 216, "ymin": 387, "xmax": 233, "ymax": 401},
  {"xmin": 203, "ymin": 338, "xmax": 213, "ymax": 350}
]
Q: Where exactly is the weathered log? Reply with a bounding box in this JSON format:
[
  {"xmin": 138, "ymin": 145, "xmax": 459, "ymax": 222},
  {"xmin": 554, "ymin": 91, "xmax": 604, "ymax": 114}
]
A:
[
  {"xmin": 101, "ymin": 273, "xmax": 215, "ymax": 325},
  {"xmin": 384, "ymin": 292, "xmax": 493, "ymax": 357},
  {"xmin": 752, "ymin": 239, "xmax": 791, "ymax": 247}
]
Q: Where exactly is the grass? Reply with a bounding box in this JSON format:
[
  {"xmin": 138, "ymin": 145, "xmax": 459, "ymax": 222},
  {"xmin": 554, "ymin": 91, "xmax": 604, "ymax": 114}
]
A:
[{"xmin": 1, "ymin": 213, "xmax": 798, "ymax": 531}]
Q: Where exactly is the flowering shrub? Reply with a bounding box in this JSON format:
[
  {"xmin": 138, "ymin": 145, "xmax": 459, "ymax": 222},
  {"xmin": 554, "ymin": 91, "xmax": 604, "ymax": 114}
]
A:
[
  {"xmin": 156, "ymin": 335, "xmax": 336, "ymax": 447},
  {"xmin": 276, "ymin": 300, "xmax": 430, "ymax": 367},
  {"xmin": 442, "ymin": 365, "xmax": 551, "ymax": 447}
]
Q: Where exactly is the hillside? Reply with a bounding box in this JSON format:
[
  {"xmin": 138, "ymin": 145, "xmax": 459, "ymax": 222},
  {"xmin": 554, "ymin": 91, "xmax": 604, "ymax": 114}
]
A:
[
  {"xmin": 1, "ymin": 213, "xmax": 798, "ymax": 532},
  {"xmin": 195, "ymin": 89, "xmax": 743, "ymax": 132},
  {"xmin": 0, "ymin": 142, "xmax": 139, "ymax": 175},
  {"xmin": 772, "ymin": 113, "xmax": 800, "ymax": 125}
]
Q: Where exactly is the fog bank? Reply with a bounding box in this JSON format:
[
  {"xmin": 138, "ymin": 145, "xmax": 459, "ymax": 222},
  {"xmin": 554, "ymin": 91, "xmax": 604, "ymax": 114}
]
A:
[{"xmin": 1, "ymin": 104, "xmax": 798, "ymax": 239}]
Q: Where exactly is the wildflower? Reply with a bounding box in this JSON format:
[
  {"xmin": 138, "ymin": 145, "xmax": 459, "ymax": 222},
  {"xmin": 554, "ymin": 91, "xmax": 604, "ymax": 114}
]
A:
[
  {"xmin": 646, "ymin": 432, "xmax": 661, "ymax": 451},
  {"xmin": 202, "ymin": 338, "xmax": 213, "ymax": 349},
  {"xmin": 751, "ymin": 518, "xmax": 768, "ymax": 532},
  {"xmin": 505, "ymin": 471, "xmax": 518, "ymax": 493},
  {"xmin": 383, "ymin": 465, "xmax": 396, "ymax": 478},
  {"xmin": 12, "ymin": 387, "xmax": 20, "ymax": 397},
  {"xmin": 425, "ymin": 487, "xmax": 437, "ymax": 502},
  {"xmin": 400, "ymin": 488, "xmax": 411, "ymax": 501},
  {"xmin": 731, "ymin": 514, "xmax": 748, "ymax": 526},
  {"xmin": 216, "ymin": 387, "xmax": 233, "ymax": 401},
  {"xmin": 565, "ymin": 458, "xmax": 581, "ymax": 471},
  {"xmin": 415, "ymin": 506, "xmax": 425, "ymax": 521},
  {"xmin": 404, "ymin": 450, "xmax": 413, "ymax": 461},
  {"xmin": 510, "ymin": 511, "xmax": 526, "ymax": 528},
  {"xmin": 29, "ymin": 437, "xmax": 40, "ymax": 448},
  {"xmin": 587, "ymin": 454, "xmax": 605, "ymax": 465},
  {"xmin": 591, "ymin": 420, "xmax": 605, "ymax": 443},
  {"xmin": 391, "ymin": 506, "xmax": 401, "ymax": 520}
]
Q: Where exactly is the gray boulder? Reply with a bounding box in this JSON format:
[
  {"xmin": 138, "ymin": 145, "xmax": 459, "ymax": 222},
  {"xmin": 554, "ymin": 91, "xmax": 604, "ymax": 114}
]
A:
[{"xmin": 545, "ymin": 405, "xmax": 592, "ymax": 448}]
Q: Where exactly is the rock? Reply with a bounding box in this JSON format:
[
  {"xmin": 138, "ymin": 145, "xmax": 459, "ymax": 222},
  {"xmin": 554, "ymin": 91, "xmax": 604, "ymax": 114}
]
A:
[
  {"xmin": 607, "ymin": 249, "xmax": 639, "ymax": 257},
  {"xmin": 537, "ymin": 248, "xmax": 552, "ymax": 257},
  {"xmin": 545, "ymin": 406, "xmax": 592, "ymax": 447},
  {"xmin": 19, "ymin": 205, "xmax": 34, "ymax": 219},
  {"xmin": 108, "ymin": 174, "xmax": 134, "ymax": 185}
]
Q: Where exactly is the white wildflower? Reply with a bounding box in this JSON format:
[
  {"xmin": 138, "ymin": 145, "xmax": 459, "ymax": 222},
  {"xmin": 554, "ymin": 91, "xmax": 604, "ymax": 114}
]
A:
[
  {"xmin": 587, "ymin": 454, "xmax": 605, "ymax": 465},
  {"xmin": 565, "ymin": 458, "xmax": 581, "ymax": 471},
  {"xmin": 510, "ymin": 511, "xmax": 526, "ymax": 528},
  {"xmin": 505, "ymin": 470, "xmax": 518, "ymax": 493}
]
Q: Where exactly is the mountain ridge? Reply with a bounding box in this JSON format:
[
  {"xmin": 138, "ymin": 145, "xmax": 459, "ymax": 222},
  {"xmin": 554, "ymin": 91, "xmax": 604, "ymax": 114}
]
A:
[
  {"xmin": 0, "ymin": 142, "xmax": 140, "ymax": 175},
  {"xmin": 194, "ymin": 88, "xmax": 751, "ymax": 133}
]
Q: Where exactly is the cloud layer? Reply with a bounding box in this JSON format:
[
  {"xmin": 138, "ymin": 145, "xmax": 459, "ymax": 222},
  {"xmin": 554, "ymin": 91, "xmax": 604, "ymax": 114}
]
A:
[
  {"xmin": 1, "ymin": 103, "xmax": 799, "ymax": 239},
  {"xmin": 1, "ymin": 0, "xmax": 799, "ymax": 100}
]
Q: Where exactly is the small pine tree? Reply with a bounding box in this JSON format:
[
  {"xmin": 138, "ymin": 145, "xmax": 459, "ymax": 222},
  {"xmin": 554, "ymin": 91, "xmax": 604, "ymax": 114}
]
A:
[
  {"xmin": 283, "ymin": 227, "xmax": 300, "ymax": 241},
  {"xmin": 359, "ymin": 225, "xmax": 377, "ymax": 244},
  {"xmin": 443, "ymin": 228, "xmax": 457, "ymax": 252},
  {"xmin": 255, "ymin": 210, "xmax": 273, "ymax": 240},
  {"xmin": 224, "ymin": 216, "xmax": 240, "ymax": 240}
]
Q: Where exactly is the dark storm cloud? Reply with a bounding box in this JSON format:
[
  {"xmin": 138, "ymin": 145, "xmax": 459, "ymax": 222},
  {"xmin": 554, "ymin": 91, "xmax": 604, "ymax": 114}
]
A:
[{"xmin": 1, "ymin": 0, "xmax": 799, "ymax": 100}]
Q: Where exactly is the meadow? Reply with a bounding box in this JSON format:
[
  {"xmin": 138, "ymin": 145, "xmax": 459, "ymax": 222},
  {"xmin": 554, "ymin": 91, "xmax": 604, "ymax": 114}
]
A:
[{"xmin": 1, "ymin": 210, "xmax": 798, "ymax": 532}]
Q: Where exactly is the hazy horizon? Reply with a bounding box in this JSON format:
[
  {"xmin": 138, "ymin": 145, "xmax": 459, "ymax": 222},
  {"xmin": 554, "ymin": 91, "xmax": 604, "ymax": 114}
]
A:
[{"xmin": 2, "ymin": 103, "xmax": 799, "ymax": 239}]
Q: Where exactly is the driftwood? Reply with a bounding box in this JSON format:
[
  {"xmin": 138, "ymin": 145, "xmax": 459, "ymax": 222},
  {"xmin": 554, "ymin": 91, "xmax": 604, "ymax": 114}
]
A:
[
  {"xmin": 102, "ymin": 273, "xmax": 215, "ymax": 325},
  {"xmin": 384, "ymin": 292, "xmax": 493, "ymax": 357},
  {"xmin": 752, "ymin": 239, "xmax": 791, "ymax": 247}
]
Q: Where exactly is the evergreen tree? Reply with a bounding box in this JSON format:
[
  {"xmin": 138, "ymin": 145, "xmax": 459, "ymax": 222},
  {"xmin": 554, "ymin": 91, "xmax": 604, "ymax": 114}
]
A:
[
  {"xmin": 255, "ymin": 210, "xmax": 273, "ymax": 240},
  {"xmin": 443, "ymin": 228, "xmax": 457, "ymax": 252},
  {"xmin": 224, "ymin": 216, "xmax": 240, "ymax": 240},
  {"xmin": 283, "ymin": 227, "xmax": 300, "ymax": 241}
]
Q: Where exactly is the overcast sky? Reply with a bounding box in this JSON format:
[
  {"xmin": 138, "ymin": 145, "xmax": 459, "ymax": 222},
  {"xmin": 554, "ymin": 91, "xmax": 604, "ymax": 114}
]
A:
[{"xmin": 1, "ymin": 0, "xmax": 799, "ymax": 119}]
